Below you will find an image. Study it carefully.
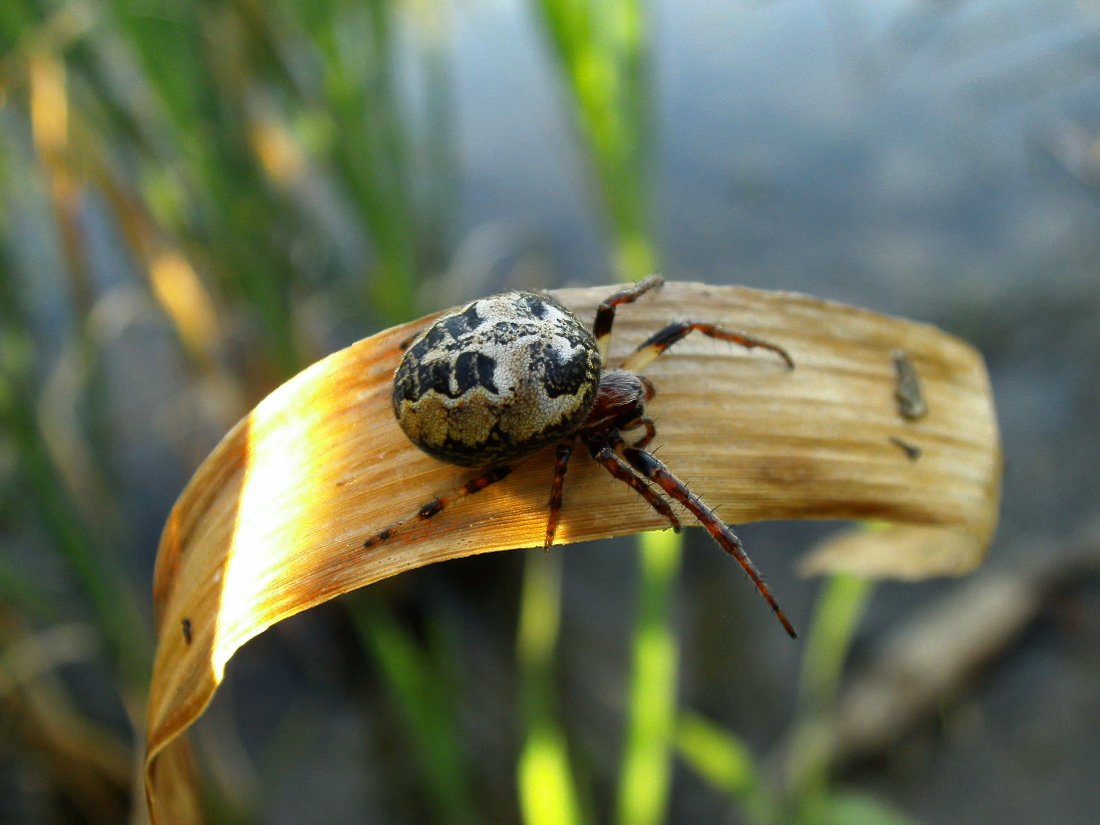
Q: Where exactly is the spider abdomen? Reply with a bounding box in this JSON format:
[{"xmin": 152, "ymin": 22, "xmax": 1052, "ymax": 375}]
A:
[{"xmin": 393, "ymin": 292, "xmax": 602, "ymax": 467}]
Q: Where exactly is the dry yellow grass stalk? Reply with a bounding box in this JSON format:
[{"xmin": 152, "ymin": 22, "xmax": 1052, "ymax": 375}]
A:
[{"xmin": 143, "ymin": 281, "xmax": 1000, "ymax": 822}]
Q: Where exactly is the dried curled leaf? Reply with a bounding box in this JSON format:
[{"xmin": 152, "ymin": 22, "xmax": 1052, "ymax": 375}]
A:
[{"xmin": 144, "ymin": 282, "xmax": 1000, "ymax": 823}]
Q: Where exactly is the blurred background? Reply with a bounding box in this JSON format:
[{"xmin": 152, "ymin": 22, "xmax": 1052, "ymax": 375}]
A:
[{"xmin": 2, "ymin": 0, "xmax": 1099, "ymax": 823}]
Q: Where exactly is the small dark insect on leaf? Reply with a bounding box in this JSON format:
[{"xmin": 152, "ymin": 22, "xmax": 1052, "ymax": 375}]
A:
[
  {"xmin": 888, "ymin": 435, "xmax": 923, "ymax": 461},
  {"xmin": 181, "ymin": 618, "xmax": 193, "ymax": 645},
  {"xmin": 892, "ymin": 349, "xmax": 928, "ymax": 420}
]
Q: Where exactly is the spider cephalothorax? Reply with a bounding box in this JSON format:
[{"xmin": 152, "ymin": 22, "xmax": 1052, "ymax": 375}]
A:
[{"xmin": 368, "ymin": 276, "xmax": 798, "ymax": 637}]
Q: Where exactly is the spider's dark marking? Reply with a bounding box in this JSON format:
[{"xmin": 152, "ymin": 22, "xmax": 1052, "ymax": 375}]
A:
[
  {"xmin": 181, "ymin": 617, "xmax": 193, "ymax": 646},
  {"xmin": 892, "ymin": 349, "xmax": 927, "ymax": 420},
  {"xmin": 522, "ymin": 293, "xmax": 552, "ymax": 319},
  {"xmin": 377, "ymin": 276, "xmax": 799, "ymax": 637},
  {"xmin": 438, "ymin": 302, "xmax": 483, "ymax": 342},
  {"xmin": 454, "ymin": 350, "xmax": 499, "ymax": 396},
  {"xmin": 536, "ymin": 341, "xmax": 595, "ymax": 399}
]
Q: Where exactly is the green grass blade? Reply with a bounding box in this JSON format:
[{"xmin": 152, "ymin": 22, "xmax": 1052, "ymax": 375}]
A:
[
  {"xmin": 786, "ymin": 573, "xmax": 876, "ymax": 820},
  {"xmin": 616, "ymin": 528, "xmax": 680, "ymax": 825},
  {"xmin": 798, "ymin": 574, "xmax": 875, "ymax": 713},
  {"xmin": 517, "ymin": 550, "xmax": 586, "ymax": 825},
  {"xmin": 349, "ymin": 596, "xmax": 479, "ymax": 825},
  {"xmin": 533, "ymin": 0, "xmax": 653, "ymax": 258},
  {"xmin": 815, "ymin": 790, "xmax": 924, "ymax": 825},
  {"xmin": 531, "ymin": 1, "xmax": 667, "ymax": 820},
  {"xmin": 675, "ymin": 711, "xmax": 770, "ymax": 824}
]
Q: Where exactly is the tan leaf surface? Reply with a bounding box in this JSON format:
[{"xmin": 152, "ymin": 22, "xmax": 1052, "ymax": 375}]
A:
[{"xmin": 143, "ymin": 281, "xmax": 1001, "ymax": 822}]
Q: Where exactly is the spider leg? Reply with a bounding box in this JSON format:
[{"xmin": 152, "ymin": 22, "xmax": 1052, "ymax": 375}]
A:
[
  {"xmin": 593, "ymin": 274, "xmax": 665, "ymax": 364},
  {"xmin": 584, "ymin": 436, "xmax": 682, "ymax": 533},
  {"xmin": 544, "ymin": 437, "xmax": 575, "ymax": 551},
  {"xmin": 362, "ymin": 465, "xmax": 513, "ymax": 550},
  {"xmin": 622, "ymin": 446, "xmax": 797, "ymax": 638},
  {"xmin": 620, "ymin": 321, "xmax": 794, "ymax": 372},
  {"xmin": 619, "ymin": 415, "xmax": 657, "ymax": 451}
]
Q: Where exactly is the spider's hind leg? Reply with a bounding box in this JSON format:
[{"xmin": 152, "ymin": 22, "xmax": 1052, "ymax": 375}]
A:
[
  {"xmin": 622, "ymin": 445, "xmax": 797, "ymax": 638},
  {"xmin": 362, "ymin": 465, "xmax": 513, "ymax": 550}
]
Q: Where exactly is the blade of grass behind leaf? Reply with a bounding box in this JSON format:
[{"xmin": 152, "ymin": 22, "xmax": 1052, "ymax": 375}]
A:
[
  {"xmin": 349, "ymin": 595, "xmax": 479, "ymax": 825},
  {"xmin": 674, "ymin": 711, "xmax": 770, "ymax": 824},
  {"xmin": 530, "ymin": 1, "xmax": 661, "ymax": 820},
  {"xmin": 517, "ymin": 551, "xmax": 586, "ymax": 825},
  {"xmin": 786, "ymin": 574, "xmax": 876, "ymax": 820},
  {"xmin": 616, "ymin": 529, "xmax": 680, "ymax": 825}
]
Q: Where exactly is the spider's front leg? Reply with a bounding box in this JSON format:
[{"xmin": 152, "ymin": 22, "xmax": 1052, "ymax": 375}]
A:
[
  {"xmin": 544, "ymin": 430, "xmax": 683, "ymax": 552},
  {"xmin": 362, "ymin": 465, "xmax": 513, "ymax": 550},
  {"xmin": 616, "ymin": 416, "xmax": 657, "ymax": 451},
  {"xmin": 593, "ymin": 274, "xmax": 665, "ymax": 363},
  {"xmin": 584, "ymin": 433, "xmax": 682, "ymax": 533},
  {"xmin": 621, "ymin": 321, "xmax": 794, "ymax": 372},
  {"xmin": 622, "ymin": 446, "xmax": 797, "ymax": 638}
]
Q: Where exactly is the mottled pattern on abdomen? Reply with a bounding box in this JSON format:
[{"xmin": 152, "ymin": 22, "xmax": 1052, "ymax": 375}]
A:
[{"xmin": 393, "ymin": 292, "xmax": 602, "ymax": 467}]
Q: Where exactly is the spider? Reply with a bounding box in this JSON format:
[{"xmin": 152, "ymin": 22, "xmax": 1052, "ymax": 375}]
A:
[{"xmin": 365, "ymin": 276, "xmax": 797, "ymax": 637}]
